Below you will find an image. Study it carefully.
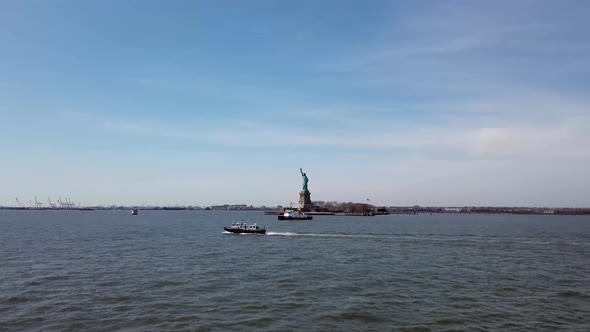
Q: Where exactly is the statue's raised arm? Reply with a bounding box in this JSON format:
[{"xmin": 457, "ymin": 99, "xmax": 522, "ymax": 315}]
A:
[{"xmin": 300, "ymin": 168, "xmax": 304, "ymax": 176}]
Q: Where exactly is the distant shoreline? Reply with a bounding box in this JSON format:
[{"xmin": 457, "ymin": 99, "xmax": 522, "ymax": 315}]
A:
[{"xmin": 1, "ymin": 206, "xmax": 589, "ymax": 215}]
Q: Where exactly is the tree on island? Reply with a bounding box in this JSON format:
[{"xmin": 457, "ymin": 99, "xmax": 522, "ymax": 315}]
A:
[{"xmin": 313, "ymin": 200, "xmax": 375, "ymax": 213}]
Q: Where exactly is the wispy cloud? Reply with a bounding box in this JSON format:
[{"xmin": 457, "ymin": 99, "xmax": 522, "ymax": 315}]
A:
[
  {"xmin": 319, "ymin": 21, "xmax": 553, "ymax": 74},
  {"xmin": 94, "ymin": 108, "xmax": 590, "ymax": 161},
  {"xmin": 473, "ymin": 119, "xmax": 590, "ymax": 158},
  {"xmin": 101, "ymin": 120, "xmax": 200, "ymax": 141},
  {"xmin": 136, "ymin": 78, "xmax": 166, "ymax": 87}
]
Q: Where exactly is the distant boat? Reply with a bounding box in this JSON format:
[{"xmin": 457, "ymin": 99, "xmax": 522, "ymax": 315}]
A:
[
  {"xmin": 224, "ymin": 222, "xmax": 266, "ymax": 234},
  {"xmin": 278, "ymin": 210, "xmax": 313, "ymax": 220},
  {"xmin": 131, "ymin": 208, "xmax": 138, "ymax": 215}
]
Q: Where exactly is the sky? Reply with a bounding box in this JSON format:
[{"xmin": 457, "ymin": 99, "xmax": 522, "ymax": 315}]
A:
[{"xmin": 1, "ymin": 0, "xmax": 589, "ymax": 207}]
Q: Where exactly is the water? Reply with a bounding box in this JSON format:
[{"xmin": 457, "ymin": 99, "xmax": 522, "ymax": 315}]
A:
[{"xmin": 1, "ymin": 210, "xmax": 589, "ymax": 331}]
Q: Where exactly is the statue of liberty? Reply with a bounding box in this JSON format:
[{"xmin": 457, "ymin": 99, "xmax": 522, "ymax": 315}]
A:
[{"xmin": 300, "ymin": 168, "xmax": 309, "ymax": 192}]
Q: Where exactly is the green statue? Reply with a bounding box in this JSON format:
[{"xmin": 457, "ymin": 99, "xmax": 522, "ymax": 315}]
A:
[{"xmin": 300, "ymin": 168, "xmax": 309, "ymax": 192}]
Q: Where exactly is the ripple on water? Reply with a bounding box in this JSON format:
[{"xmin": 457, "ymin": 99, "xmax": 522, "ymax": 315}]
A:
[
  {"xmin": 98, "ymin": 295, "xmax": 134, "ymax": 303},
  {"xmin": 497, "ymin": 287, "xmax": 517, "ymax": 292},
  {"xmin": 33, "ymin": 305, "xmax": 53, "ymax": 313},
  {"xmin": 244, "ymin": 316, "xmax": 274, "ymax": 327},
  {"xmin": 194, "ymin": 325, "xmax": 212, "ymax": 332},
  {"xmin": 5, "ymin": 316, "xmax": 45, "ymax": 327},
  {"xmin": 132, "ymin": 315, "xmax": 163, "ymax": 325},
  {"xmin": 28, "ymin": 279, "xmax": 44, "ymax": 286},
  {"xmin": 241, "ymin": 304, "xmax": 270, "ymax": 310},
  {"xmin": 557, "ymin": 290, "xmax": 590, "ymax": 299},
  {"xmin": 25, "ymin": 275, "xmax": 71, "ymax": 287},
  {"xmin": 318, "ymin": 311, "xmax": 386, "ymax": 323},
  {"xmin": 172, "ymin": 314, "xmax": 200, "ymax": 322},
  {"xmin": 399, "ymin": 327, "xmax": 431, "ymax": 332},
  {"xmin": 276, "ymin": 301, "xmax": 307, "ymax": 310},
  {"xmin": 65, "ymin": 321, "xmax": 86, "ymax": 331},
  {"xmin": 111, "ymin": 305, "xmax": 133, "ymax": 312},
  {"xmin": 435, "ymin": 318, "xmax": 464, "ymax": 325},
  {"xmin": 152, "ymin": 280, "xmax": 187, "ymax": 288},
  {"xmin": 44, "ymin": 275, "xmax": 70, "ymax": 281},
  {"xmin": 58, "ymin": 305, "xmax": 82, "ymax": 313},
  {"xmin": 449, "ymin": 295, "xmax": 478, "ymax": 302},
  {"xmin": 1, "ymin": 296, "xmax": 31, "ymax": 304}
]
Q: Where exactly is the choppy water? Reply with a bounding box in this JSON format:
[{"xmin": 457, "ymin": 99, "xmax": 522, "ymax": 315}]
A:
[{"xmin": 1, "ymin": 210, "xmax": 589, "ymax": 331}]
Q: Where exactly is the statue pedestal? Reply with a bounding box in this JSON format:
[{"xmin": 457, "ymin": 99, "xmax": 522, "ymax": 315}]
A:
[{"xmin": 298, "ymin": 191, "xmax": 313, "ymax": 212}]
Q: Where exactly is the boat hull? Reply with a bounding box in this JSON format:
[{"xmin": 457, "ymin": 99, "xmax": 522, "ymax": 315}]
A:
[
  {"xmin": 278, "ymin": 216, "xmax": 313, "ymax": 220},
  {"xmin": 224, "ymin": 227, "xmax": 266, "ymax": 234}
]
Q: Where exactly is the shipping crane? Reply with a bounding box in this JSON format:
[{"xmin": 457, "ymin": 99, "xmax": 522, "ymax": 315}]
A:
[{"xmin": 34, "ymin": 196, "xmax": 42, "ymax": 209}]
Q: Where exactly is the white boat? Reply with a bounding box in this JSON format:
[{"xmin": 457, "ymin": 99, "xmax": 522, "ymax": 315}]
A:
[
  {"xmin": 278, "ymin": 210, "xmax": 313, "ymax": 220},
  {"xmin": 224, "ymin": 222, "xmax": 266, "ymax": 234},
  {"xmin": 131, "ymin": 208, "xmax": 138, "ymax": 215}
]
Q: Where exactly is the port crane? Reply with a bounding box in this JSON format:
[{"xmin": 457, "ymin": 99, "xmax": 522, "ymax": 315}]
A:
[
  {"xmin": 34, "ymin": 196, "xmax": 42, "ymax": 209},
  {"xmin": 66, "ymin": 198, "xmax": 75, "ymax": 207},
  {"xmin": 56, "ymin": 197, "xmax": 76, "ymax": 208}
]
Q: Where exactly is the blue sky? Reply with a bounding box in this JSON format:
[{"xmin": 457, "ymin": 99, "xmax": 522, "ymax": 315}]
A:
[{"xmin": 1, "ymin": 0, "xmax": 589, "ymax": 207}]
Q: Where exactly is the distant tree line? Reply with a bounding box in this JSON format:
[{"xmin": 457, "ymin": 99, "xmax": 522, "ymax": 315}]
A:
[{"xmin": 313, "ymin": 201, "xmax": 376, "ymax": 213}]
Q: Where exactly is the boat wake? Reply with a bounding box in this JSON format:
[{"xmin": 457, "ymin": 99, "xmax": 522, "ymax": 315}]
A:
[
  {"xmin": 265, "ymin": 232, "xmax": 583, "ymax": 246},
  {"xmin": 222, "ymin": 231, "xmax": 264, "ymax": 235},
  {"xmin": 266, "ymin": 232, "xmax": 299, "ymax": 236},
  {"xmin": 266, "ymin": 232, "xmax": 388, "ymax": 239}
]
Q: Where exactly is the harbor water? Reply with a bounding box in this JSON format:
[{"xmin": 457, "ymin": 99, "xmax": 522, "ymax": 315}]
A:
[{"xmin": 1, "ymin": 210, "xmax": 589, "ymax": 331}]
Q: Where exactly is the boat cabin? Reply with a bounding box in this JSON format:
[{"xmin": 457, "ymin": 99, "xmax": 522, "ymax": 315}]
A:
[
  {"xmin": 284, "ymin": 210, "xmax": 306, "ymax": 217},
  {"xmin": 230, "ymin": 222, "xmax": 264, "ymax": 231}
]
